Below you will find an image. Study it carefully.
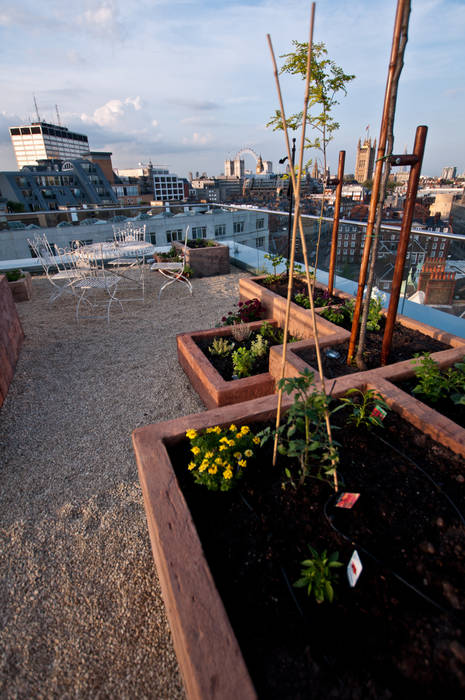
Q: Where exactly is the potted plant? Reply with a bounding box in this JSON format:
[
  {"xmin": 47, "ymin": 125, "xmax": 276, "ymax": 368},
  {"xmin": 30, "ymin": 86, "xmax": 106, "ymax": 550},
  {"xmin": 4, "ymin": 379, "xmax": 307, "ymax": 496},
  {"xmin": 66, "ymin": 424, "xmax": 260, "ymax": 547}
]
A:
[
  {"xmin": 3, "ymin": 269, "xmax": 33, "ymax": 302},
  {"xmin": 173, "ymin": 239, "xmax": 229, "ymax": 277}
]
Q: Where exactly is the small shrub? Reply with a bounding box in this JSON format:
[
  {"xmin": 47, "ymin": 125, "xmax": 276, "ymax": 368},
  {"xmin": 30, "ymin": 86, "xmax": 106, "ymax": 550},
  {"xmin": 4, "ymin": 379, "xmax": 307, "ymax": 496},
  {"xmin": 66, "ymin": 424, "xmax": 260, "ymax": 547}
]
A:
[
  {"xmin": 294, "ymin": 547, "xmax": 343, "ymax": 604},
  {"xmin": 209, "ymin": 337, "xmax": 235, "ymax": 357},
  {"xmin": 294, "ymin": 292, "xmax": 310, "ymax": 309},
  {"xmin": 231, "ymin": 322, "xmax": 252, "ymax": 342},
  {"xmin": 250, "ymin": 334, "xmax": 268, "ymax": 358},
  {"xmin": 5, "ymin": 269, "xmax": 24, "ymax": 282},
  {"xmin": 339, "ymin": 388, "xmax": 389, "ymax": 429},
  {"xmin": 412, "ymin": 353, "xmax": 465, "ymax": 405},
  {"xmin": 232, "ymin": 346, "xmax": 255, "ymax": 377},
  {"xmin": 185, "ymin": 424, "xmax": 260, "ymax": 491}
]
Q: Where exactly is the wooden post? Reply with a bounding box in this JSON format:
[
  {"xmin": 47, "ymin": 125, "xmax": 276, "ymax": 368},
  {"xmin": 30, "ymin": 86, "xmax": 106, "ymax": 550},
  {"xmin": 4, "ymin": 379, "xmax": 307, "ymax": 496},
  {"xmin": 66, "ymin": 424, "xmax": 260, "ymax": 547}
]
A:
[
  {"xmin": 327, "ymin": 150, "xmax": 345, "ymax": 295},
  {"xmin": 381, "ymin": 125, "xmax": 427, "ymax": 365}
]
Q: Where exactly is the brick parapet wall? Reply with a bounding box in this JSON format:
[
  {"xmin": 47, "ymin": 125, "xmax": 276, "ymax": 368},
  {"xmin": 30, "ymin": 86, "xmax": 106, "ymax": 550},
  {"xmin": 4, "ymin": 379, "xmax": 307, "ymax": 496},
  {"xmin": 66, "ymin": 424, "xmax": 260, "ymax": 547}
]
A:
[{"xmin": 0, "ymin": 275, "xmax": 24, "ymax": 407}]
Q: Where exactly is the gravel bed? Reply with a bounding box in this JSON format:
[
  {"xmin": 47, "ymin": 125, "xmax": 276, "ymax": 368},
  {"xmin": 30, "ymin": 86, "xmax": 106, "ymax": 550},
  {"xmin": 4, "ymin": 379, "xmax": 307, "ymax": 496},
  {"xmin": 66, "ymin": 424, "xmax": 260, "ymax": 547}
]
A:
[{"xmin": 0, "ymin": 267, "xmax": 248, "ymax": 698}]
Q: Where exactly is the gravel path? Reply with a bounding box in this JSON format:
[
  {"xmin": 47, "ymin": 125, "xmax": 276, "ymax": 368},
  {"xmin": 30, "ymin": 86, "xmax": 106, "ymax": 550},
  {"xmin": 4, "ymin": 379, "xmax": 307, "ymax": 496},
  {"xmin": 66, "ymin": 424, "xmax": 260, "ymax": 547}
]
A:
[{"xmin": 0, "ymin": 267, "xmax": 248, "ymax": 699}]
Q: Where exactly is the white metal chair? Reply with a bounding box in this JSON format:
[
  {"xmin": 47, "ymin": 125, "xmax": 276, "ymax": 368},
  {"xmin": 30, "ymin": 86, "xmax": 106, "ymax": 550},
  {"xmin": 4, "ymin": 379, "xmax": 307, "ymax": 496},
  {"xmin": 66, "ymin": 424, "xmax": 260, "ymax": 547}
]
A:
[
  {"xmin": 28, "ymin": 233, "xmax": 81, "ymax": 302},
  {"xmin": 71, "ymin": 245, "xmax": 123, "ymax": 323},
  {"xmin": 150, "ymin": 225, "xmax": 193, "ymax": 298},
  {"xmin": 108, "ymin": 223, "xmax": 147, "ymax": 302}
]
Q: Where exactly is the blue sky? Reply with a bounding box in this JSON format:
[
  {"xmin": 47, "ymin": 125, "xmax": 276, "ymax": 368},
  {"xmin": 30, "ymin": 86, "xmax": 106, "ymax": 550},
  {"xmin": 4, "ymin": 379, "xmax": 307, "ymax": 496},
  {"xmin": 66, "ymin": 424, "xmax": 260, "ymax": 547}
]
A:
[{"xmin": 0, "ymin": 0, "xmax": 464, "ymax": 178}]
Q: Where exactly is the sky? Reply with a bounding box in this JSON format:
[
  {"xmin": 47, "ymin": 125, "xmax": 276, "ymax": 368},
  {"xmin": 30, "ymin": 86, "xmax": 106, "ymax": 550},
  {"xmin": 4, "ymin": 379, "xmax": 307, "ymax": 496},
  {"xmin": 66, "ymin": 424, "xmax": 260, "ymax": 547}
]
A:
[{"xmin": 0, "ymin": 0, "xmax": 464, "ymax": 179}]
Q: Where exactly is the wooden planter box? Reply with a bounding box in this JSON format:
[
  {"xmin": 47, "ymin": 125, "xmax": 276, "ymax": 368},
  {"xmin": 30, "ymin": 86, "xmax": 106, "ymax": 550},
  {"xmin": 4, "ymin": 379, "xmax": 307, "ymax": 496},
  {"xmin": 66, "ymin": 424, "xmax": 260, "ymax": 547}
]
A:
[
  {"xmin": 174, "ymin": 240, "xmax": 229, "ymax": 277},
  {"xmin": 7, "ymin": 271, "xmax": 33, "ymax": 302},
  {"xmin": 239, "ymin": 275, "xmax": 352, "ymax": 339},
  {"xmin": 0, "ymin": 275, "xmax": 25, "ymax": 407},
  {"xmin": 268, "ymin": 313, "xmax": 465, "ymax": 394},
  {"xmin": 132, "ymin": 376, "xmax": 465, "ymax": 699},
  {"xmin": 177, "ymin": 320, "xmax": 277, "ymax": 408}
]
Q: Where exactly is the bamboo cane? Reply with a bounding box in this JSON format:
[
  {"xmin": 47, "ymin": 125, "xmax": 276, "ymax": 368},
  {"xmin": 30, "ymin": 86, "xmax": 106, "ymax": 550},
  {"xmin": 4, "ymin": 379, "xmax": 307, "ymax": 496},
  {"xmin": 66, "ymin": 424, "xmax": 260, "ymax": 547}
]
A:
[
  {"xmin": 347, "ymin": 0, "xmax": 409, "ymax": 365},
  {"xmin": 327, "ymin": 150, "xmax": 346, "ymax": 296},
  {"xmin": 267, "ymin": 5, "xmax": 338, "ymax": 490}
]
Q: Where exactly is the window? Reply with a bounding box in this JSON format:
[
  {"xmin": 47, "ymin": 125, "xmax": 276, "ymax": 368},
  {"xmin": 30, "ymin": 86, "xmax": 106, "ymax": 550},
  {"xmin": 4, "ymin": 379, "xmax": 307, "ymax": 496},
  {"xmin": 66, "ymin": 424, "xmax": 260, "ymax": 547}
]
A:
[
  {"xmin": 215, "ymin": 224, "xmax": 226, "ymax": 238},
  {"xmin": 149, "ymin": 233, "xmax": 157, "ymax": 244},
  {"xmin": 256, "ymin": 218, "xmax": 265, "ymax": 230},
  {"xmin": 256, "ymin": 237, "xmax": 265, "ymax": 248},
  {"xmin": 192, "ymin": 226, "xmax": 207, "ymax": 239},
  {"xmin": 166, "ymin": 229, "xmax": 182, "ymax": 242},
  {"xmin": 233, "ymin": 221, "xmax": 244, "ymax": 233}
]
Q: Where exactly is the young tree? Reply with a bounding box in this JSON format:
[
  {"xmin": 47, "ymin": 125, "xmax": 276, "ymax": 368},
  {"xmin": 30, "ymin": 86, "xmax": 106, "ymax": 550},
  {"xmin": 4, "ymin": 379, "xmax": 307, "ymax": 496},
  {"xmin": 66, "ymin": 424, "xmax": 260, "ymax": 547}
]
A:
[{"xmin": 267, "ymin": 41, "xmax": 355, "ymax": 175}]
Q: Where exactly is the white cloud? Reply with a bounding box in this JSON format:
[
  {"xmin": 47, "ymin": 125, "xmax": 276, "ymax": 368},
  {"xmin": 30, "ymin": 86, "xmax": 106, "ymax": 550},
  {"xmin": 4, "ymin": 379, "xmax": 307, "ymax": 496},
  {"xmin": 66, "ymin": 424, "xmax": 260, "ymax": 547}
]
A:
[
  {"xmin": 0, "ymin": 13, "xmax": 12, "ymax": 26},
  {"xmin": 182, "ymin": 132, "xmax": 213, "ymax": 146},
  {"xmin": 81, "ymin": 97, "xmax": 143, "ymax": 127},
  {"xmin": 81, "ymin": 3, "xmax": 115, "ymax": 29},
  {"xmin": 151, "ymin": 119, "xmax": 159, "ymax": 128}
]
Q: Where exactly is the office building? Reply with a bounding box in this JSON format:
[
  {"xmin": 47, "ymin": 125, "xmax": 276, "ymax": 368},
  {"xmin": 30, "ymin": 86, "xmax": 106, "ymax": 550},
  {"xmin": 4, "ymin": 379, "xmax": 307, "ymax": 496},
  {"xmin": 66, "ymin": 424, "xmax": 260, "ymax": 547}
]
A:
[
  {"xmin": 441, "ymin": 166, "xmax": 457, "ymax": 181},
  {"xmin": 9, "ymin": 121, "xmax": 89, "ymax": 169}
]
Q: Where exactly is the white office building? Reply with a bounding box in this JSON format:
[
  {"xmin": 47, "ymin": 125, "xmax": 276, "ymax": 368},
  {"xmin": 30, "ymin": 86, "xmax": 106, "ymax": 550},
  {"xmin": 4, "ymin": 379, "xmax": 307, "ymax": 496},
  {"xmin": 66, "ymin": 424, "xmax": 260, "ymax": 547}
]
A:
[
  {"xmin": 9, "ymin": 122, "xmax": 90, "ymax": 169},
  {"xmin": 152, "ymin": 167, "xmax": 185, "ymax": 201}
]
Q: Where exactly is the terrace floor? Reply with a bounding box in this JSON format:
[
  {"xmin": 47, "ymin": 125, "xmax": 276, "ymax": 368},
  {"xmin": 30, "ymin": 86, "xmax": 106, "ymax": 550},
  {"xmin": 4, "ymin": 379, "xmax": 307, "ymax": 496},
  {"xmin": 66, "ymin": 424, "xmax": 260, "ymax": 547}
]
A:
[{"xmin": 0, "ymin": 266, "xmax": 249, "ymax": 698}]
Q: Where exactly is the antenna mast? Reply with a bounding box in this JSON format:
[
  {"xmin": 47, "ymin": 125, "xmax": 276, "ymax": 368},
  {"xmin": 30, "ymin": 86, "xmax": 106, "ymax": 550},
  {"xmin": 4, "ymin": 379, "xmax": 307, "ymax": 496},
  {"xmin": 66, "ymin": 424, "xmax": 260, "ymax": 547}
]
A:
[
  {"xmin": 33, "ymin": 95, "xmax": 41, "ymax": 122},
  {"xmin": 55, "ymin": 104, "xmax": 62, "ymax": 126}
]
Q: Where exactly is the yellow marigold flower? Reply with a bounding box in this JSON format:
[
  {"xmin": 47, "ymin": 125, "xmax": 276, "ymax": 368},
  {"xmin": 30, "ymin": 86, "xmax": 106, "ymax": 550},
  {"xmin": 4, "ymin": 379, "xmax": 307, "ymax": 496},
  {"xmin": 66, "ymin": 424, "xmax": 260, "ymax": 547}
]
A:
[
  {"xmin": 228, "ymin": 439, "xmax": 235, "ymax": 447},
  {"xmin": 229, "ymin": 424, "xmax": 237, "ymax": 432},
  {"xmin": 215, "ymin": 457, "xmax": 223, "ymax": 465},
  {"xmin": 206, "ymin": 427, "xmax": 215, "ymax": 433},
  {"xmin": 245, "ymin": 449, "xmax": 253, "ymax": 458},
  {"xmin": 191, "ymin": 446, "xmax": 201, "ymax": 455},
  {"xmin": 186, "ymin": 429, "xmax": 197, "ymax": 439},
  {"xmin": 199, "ymin": 461, "xmax": 208, "ymax": 473},
  {"xmin": 223, "ymin": 468, "xmax": 233, "ymax": 480},
  {"xmin": 205, "ymin": 451, "xmax": 214, "ymax": 459},
  {"xmin": 240, "ymin": 425, "xmax": 250, "ymax": 435},
  {"xmin": 219, "ymin": 444, "xmax": 228, "ymax": 451},
  {"xmin": 208, "ymin": 465, "xmax": 218, "ymax": 475},
  {"xmin": 213, "ymin": 426, "xmax": 222, "ymax": 434},
  {"xmin": 233, "ymin": 451, "xmax": 242, "ymax": 460},
  {"xmin": 219, "ymin": 436, "xmax": 229, "ymax": 444},
  {"xmin": 238, "ymin": 459, "xmax": 247, "ymax": 468},
  {"xmin": 253, "ymin": 436, "xmax": 260, "ymax": 444},
  {"xmin": 188, "ymin": 462, "xmax": 196, "ymax": 471}
]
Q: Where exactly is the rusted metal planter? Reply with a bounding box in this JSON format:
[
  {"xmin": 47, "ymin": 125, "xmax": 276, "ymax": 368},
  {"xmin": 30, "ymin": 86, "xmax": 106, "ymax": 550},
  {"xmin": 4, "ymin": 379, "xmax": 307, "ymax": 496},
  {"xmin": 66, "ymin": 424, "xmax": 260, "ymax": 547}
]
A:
[
  {"xmin": 176, "ymin": 319, "xmax": 277, "ymax": 408},
  {"xmin": 0, "ymin": 274, "xmax": 25, "ymax": 407},
  {"xmin": 132, "ymin": 374, "xmax": 465, "ymax": 699},
  {"xmin": 174, "ymin": 240, "xmax": 229, "ymax": 277}
]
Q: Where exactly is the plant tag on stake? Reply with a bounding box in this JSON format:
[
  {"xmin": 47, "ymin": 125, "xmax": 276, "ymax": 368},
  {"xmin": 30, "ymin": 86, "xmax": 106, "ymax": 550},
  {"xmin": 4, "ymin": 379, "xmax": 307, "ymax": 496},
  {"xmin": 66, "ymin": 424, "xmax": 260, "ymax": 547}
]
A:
[
  {"xmin": 335, "ymin": 492, "xmax": 360, "ymax": 509},
  {"xmin": 370, "ymin": 404, "xmax": 387, "ymax": 422},
  {"xmin": 347, "ymin": 550, "xmax": 363, "ymax": 588}
]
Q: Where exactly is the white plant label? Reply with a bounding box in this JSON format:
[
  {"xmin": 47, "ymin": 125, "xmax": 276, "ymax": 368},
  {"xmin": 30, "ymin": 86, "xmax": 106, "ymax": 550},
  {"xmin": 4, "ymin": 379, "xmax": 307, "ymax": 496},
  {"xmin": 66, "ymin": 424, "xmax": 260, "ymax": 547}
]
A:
[{"xmin": 347, "ymin": 550, "xmax": 363, "ymax": 588}]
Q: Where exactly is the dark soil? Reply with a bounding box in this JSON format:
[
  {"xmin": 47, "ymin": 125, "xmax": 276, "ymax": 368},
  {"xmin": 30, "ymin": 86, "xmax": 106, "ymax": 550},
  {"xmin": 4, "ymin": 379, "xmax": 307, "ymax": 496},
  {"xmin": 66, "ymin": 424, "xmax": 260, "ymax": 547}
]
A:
[
  {"xmin": 258, "ymin": 276, "xmax": 343, "ymax": 309},
  {"xmin": 170, "ymin": 408, "xmax": 465, "ymax": 699},
  {"xmin": 394, "ymin": 375, "xmax": 465, "ymax": 429},
  {"xmin": 297, "ymin": 322, "xmax": 450, "ymax": 377}
]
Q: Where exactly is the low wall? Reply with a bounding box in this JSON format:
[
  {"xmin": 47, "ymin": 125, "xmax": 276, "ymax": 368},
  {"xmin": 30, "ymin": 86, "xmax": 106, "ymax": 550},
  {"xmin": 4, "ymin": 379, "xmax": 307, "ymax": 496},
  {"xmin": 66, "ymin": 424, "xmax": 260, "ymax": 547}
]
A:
[{"xmin": 0, "ymin": 275, "xmax": 25, "ymax": 407}]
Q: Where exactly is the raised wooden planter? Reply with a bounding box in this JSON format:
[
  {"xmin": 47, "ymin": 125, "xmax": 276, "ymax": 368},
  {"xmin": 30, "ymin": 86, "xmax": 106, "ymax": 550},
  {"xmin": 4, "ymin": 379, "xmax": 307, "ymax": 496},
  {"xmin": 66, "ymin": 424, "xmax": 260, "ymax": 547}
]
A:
[
  {"xmin": 7, "ymin": 271, "xmax": 33, "ymax": 302},
  {"xmin": 0, "ymin": 274, "xmax": 25, "ymax": 407},
  {"xmin": 132, "ymin": 374, "xmax": 465, "ymax": 699},
  {"xmin": 177, "ymin": 319, "xmax": 277, "ymax": 408},
  {"xmin": 174, "ymin": 240, "xmax": 229, "ymax": 277},
  {"xmin": 239, "ymin": 275, "xmax": 352, "ymax": 339},
  {"xmin": 268, "ymin": 313, "xmax": 465, "ymax": 391}
]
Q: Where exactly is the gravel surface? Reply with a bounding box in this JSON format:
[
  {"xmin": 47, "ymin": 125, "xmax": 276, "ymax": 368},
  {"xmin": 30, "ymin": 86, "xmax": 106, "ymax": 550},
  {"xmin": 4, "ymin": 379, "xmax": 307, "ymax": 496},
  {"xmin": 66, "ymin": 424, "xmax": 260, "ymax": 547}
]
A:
[{"xmin": 0, "ymin": 266, "xmax": 249, "ymax": 699}]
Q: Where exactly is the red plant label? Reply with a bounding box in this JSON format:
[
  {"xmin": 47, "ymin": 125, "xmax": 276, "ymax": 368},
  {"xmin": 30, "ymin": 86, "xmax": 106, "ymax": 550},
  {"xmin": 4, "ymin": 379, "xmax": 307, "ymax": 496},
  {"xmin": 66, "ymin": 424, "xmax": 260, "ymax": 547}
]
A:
[
  {"xmin": 370, "ymin": 405, "xmax": 387, "ymax": 421},
  {"xmin": 335, "ymin": 492, "xmax": 360, "ymax": 509}
]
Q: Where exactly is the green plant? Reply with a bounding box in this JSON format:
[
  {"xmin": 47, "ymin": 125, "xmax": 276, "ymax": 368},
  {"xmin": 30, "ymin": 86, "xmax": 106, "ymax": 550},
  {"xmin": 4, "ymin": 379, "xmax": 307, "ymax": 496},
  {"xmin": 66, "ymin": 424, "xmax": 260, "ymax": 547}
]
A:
[
  {"xmin": 264, "ymin": 252, "xmax": 284, "ymax": 277},
  {"xmin": 232, "ymin": 346, "xmax": 255, "ymax": 378},
  {"xmin": 5, "ymin": 269, "xmax": 24, "ymax": 282},
  {"xmin": 260, "ymin": 369, "xmax": 339, "ymax": 487},
  {"xmin": 219, "ymin": 298, "xmax": 264, "ymax": 326},
  {"xmin": 185, "ymin": 424, "xmax": 260, "ymax": 491},
  {"xmin": 319, "ymin": 305, "xmax": 347, "ymax": 326},
  {"xmin": 258, "ymin": 321, "xmax": 297, "ymax": 346},
  {"xmin": 209, "ymin": 337, "xmax": 235, "ymax": 357},
  {"xmin": 412, "ymin": 354, "xmax": 465, "ymax": 405},
  {"xmin": 339, "ymin": 388, "xmax": 389, "ymax": 429},
  {"xmin": 294, "ymin": 292, "xmax": 310, "ymax": 309},
  {"xmin": 294, "ymin": 546, "xmax": 343, "ymax": 604},
  {"xmin": 250, "ymin": 334, "xmax": 268, "ymax": 358}
]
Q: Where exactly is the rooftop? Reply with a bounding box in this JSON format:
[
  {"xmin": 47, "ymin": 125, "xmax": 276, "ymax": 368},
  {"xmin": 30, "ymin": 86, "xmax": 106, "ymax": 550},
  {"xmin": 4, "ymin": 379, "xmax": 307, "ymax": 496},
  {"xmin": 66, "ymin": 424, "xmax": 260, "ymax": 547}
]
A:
[{"xmin": 0, "ymin": 268, "xmax": 248, "ymax": 697}]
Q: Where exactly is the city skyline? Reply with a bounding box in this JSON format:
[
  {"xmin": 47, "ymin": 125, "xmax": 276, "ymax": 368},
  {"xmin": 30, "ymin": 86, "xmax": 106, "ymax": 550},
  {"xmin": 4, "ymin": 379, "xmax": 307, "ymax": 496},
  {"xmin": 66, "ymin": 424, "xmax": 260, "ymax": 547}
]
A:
[{"xmin": 0, "ymin": 0, "xmax": 464, "ymax": 179}]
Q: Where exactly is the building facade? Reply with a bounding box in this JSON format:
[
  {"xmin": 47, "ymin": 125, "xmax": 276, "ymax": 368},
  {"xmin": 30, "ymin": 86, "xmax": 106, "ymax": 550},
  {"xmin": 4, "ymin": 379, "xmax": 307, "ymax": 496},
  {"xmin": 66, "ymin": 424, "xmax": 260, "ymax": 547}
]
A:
[
  {"xmin": 0, "ymin": 157, "xmax": 118, "ymax": 211},
  {"xmin": 355, "ymin": 137, "xmax": 376, "ymax": 183},
  {"xmin": 9, "ymin": 122, "xmax": 89, "ymax": 169}
]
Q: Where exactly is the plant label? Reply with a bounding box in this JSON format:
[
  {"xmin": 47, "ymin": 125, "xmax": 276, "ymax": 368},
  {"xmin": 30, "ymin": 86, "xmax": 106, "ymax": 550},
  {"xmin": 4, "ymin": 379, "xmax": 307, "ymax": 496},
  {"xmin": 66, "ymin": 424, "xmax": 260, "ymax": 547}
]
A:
[
  {"xmin": 335, "ymin": 492, "xmax": 360, "ymax": 509},
  {"xmin": 347, "ymin": 550, "xmax": 363, "ymax": 588},
  {"xmin": 370, "ymin": 404, "xmax": 387, "ymax": 421}
]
